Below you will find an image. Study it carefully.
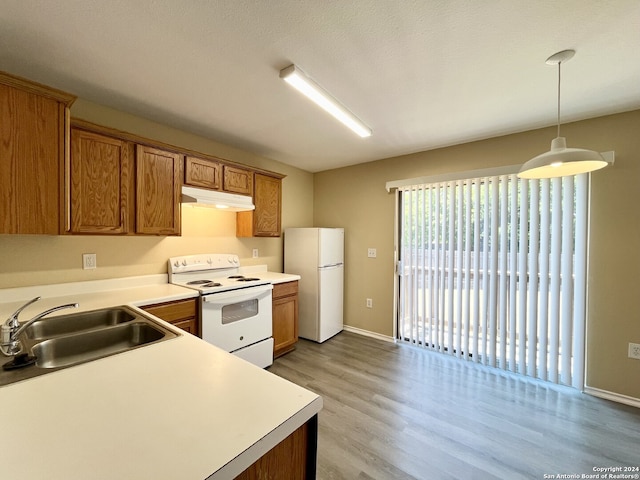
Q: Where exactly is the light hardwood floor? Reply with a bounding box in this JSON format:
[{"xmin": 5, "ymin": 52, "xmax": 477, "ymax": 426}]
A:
[{"xmin": 268, "ymin": 331, "xmax": 640, "ymax": 480}]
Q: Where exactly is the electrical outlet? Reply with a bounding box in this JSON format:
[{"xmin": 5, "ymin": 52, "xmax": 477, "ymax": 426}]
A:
[
  {"xmin": 82, "ymin": 253, "xmax": 97, "ymax": 270},
  {"xmin": 366, "ymin": 298, "xmax": 373, "ymax": 308},
  {"xmin": 252, "ymin": 248, "xmax": 259, "ymax": 258},
  {"xmin": 367, "ymin": 248, "xmax": 377, "ymax": 258},
  {"xmin": 629, "ymin": 343, "xmax": 640, "ymax": 360}
]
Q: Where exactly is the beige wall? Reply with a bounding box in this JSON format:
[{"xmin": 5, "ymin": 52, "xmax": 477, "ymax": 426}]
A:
[
  {"xmin": 314, "ymin": 109, "xmax": 640, "ymax": 400},
  {"xmin": 2, "ymin": 96, "xmax": 638, "ymax": 400},
  {"xmin": 0, "ymin": 99, "xmax": 314, "ymax": 288}
]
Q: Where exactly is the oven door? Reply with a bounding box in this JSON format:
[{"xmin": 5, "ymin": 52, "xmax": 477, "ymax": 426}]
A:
[{"xmin": 201, "ymin": 284, "xmax": 273, "ymax": 354}]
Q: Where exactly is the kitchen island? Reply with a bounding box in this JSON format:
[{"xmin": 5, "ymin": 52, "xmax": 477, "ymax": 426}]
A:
[{"xmin": 0, "ymin": 275, "xmax": 321, "ymax": 479}]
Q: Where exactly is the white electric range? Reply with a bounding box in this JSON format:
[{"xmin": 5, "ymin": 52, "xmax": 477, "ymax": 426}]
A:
[{"xmin": 168, "ymin": 254, "xmax": 273, "ymax": 368}]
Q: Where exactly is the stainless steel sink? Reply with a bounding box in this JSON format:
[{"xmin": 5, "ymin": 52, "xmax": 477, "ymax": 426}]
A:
[
  {"xmin": 0, "ymin": 306, "xmax": 179, "ymax": 386},
  {"xmin": 25, "ymin": 307, "xmax": 135, "ymax": 340},
  {"xmin": 33, "ymin": 322, "xmax": 168, "ymax": 368}
]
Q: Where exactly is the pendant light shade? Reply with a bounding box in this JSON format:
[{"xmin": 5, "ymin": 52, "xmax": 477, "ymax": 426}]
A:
[
  {"xmin": 518, "ymin": 137, "xmax": 608, "ymax": 179},
  {"xmin": 518, "ymin": 50, "xmax": 608, "ymax": 179}
]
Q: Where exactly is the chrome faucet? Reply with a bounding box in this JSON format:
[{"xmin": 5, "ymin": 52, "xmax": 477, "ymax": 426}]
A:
[{"xmin": 1, "ymin": 297, "xmax": 78, "ymax": 356}]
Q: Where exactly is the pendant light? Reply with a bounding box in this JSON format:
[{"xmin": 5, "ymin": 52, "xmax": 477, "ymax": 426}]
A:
[{"xmin": 518, "ymin": 50, "xmax": 608, "ymax": 179}]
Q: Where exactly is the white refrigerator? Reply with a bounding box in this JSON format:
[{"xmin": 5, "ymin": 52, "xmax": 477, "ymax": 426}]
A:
[{"xmin": 284, "ymin": 227, "xmax": 344, "ymax": 343}]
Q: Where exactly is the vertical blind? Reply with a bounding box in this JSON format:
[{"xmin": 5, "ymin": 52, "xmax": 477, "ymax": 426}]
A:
[{"xmin": 396, "ymin": 173, "xmax": 588, "ymax": 388}]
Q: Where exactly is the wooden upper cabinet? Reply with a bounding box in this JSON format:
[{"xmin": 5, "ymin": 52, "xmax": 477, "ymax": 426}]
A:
[
  {"xmin": 237, "ymin": 173, "xmax": 282, "ymax": 237},
  {"xmin": 69, "ymin": 129, "xmax": 130, "ymax": 234},
  {"xmin": 185, "ymin": 158, "xmax": 255, "ymax": 198},
  {"xmin": 66, "ymin": 119, "xmax": 286, "ymax": 238},
  {"xmin": 0, "ymin": 71, "xmax": 75, "ymax": 234},
  {"xmin": 254, "ymin": 174, "xmax": 282, "ymax": 236},
  {"xmin": 185, "ymin": 156, "xmax": 221, "ymax": 190},
  {"xmin": 135, "ymin": 145, "xmax": 183, "ymax": 235},
  {"xmin": 223, "ymin": 165, "xmax": 253, "ymax": 195}
]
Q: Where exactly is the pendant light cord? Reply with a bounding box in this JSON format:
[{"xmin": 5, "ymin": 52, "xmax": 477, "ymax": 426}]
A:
[{"xmin": 556, "ymin": 61, "xmax": 562, "ymax": 138}]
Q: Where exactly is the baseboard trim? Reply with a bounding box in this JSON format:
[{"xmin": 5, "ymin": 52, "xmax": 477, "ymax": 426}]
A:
[
  {"xmin": 584, "ymin": 386, "xmax": 640, "ymax": 408},
  {"xmin": 343, "ymin": 325, "xmax": 395, "ymax": 343}
]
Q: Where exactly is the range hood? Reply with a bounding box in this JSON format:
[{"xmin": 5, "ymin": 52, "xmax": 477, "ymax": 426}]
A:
[{"xmin": 181, "ymin": 186, "xmax": 255, "ymax": 211}]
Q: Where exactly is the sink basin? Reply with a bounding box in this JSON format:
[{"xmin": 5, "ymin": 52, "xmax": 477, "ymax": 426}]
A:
[
  {"xmin": 25, "ymin": 307, "xmax": 135, "ymax": 340},
  {"xmin": 33, "ymin": 322, "xmax": 167, "ymax": 368},
  {"xmin": 0, "ymin": 306, "xmax": 179, "ymax": 387}
]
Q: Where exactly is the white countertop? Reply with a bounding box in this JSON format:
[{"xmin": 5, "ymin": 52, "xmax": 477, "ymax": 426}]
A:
[
  {"xmin": 0, "ymin": 274, "xmax": 198, "ymax": 318},
  {"xmin": 0, "ymin": 272, "xmax": 320, "ymax": 480},
  {"xmin": 239, "ymin": 265, "xmax": 301, "ymax": 285},
  {"xmin": 0, "ymin": 269, "xmax": 301, "ymax": 319}
]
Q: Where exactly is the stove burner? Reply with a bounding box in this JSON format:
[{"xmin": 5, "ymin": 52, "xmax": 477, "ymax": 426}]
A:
[
  {"xmin": 227, "ymin": 275, "xmax": 261, "ymax": 282},
  {"xmin": 186, "ymin": 279, "xmax": 213, "ymax": 285},
  {"xmin": 202, "ymin": 282, "xmax": 222, "ymax": 288}
]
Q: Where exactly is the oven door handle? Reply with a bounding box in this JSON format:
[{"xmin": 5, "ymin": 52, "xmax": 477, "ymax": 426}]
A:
[{"xmin": 202, "ymin": 284, "xmax": 273, "ymax": 304}]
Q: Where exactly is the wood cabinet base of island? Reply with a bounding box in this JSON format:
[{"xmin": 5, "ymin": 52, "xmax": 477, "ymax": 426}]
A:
[{"xmin": 234, "ymin": 415, "xmax": 318, "ymax": 480}]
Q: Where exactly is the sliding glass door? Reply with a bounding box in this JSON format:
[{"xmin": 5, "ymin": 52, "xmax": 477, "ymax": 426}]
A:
[{"xmin": 396, "ymin": 172, "xmax": 589, "ymax": 388}]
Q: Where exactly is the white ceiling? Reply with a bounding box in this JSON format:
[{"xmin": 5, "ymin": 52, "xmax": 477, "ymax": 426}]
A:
[{"xmin": 1, "ymin": 1, "xmax": 639, "ymax": 172}]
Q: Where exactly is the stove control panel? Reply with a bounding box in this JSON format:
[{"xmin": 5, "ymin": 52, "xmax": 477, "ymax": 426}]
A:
[{"xmin": 168, "ymin": 254, "xmax": 240, "ymax": 275}]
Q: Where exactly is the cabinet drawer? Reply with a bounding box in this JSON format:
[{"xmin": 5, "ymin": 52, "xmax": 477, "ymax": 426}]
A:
[
  {"xmin": 273, "ymin": 281, "xmax": 298, "ymax": 299},
  {"xmin": 142, "ymin": 299, "xmax": 196, "ymax": 322}
]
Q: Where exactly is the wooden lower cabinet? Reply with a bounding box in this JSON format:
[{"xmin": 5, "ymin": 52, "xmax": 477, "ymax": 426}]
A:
[
  {"xmin": 235, "ymin": 415, "xmax": 318, "ymax": 480},
  {"xmin": 140, "ymin": 298, "xmax": 199, "ymax": 336},
  {"xmin": 272, "ymin": 281, "xmax": 299, "ymax": 358}
]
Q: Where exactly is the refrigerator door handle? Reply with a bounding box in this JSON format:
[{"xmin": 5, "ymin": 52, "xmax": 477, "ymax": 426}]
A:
[{"xmin": 319, "ymin": 263, "xmax": 343, "ymax": 269}]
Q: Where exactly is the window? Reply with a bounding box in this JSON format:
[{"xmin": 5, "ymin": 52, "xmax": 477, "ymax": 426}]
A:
[{"xmin": 395, "ymin": 172, "xmax": 588, "ymax": 388}]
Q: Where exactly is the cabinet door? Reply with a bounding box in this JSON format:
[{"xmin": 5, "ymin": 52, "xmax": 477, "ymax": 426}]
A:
[
  {"xmin": 140, "ymin": 298, "xmax": 199, "ymax": 337},
  {"xmin": 222, "ymin": 165, "xmax": 253, "ymax": 195},
  {"xmin": 69, "ymin": 129, "xmax": 130, "ymax": 233},
  {"xmin": 236, "ymin": 174, "xmax": 282, "ymax": 237},
  {"xmin": 135, "ymin": 145, "xmax": 183, "ymax": 235},
  {"xmin": 185, "ymin": 156, "xmax": 221, "ymax": 189},
  {"xmin": 170, "ymin": 318, "xmax": 198, "ymax": 335},
  {"xmin": 0, "ymin": 82, "xmax": 66, "ymax": 234},
  {"xmin": 272, "ymin": 281, "xmax": 298, "ymax": 358},
  {"xmin": 254, "ymin": 173, "xmax": 281, "ymax": 236}
]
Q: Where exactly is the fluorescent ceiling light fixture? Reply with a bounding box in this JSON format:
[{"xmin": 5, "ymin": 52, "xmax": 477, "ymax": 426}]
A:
[
  {"xmin": 518, "ymin": 50, "xmax": 609, "ymax": 179},
  {"xmin": 181, "ymin": 186, "xmax": 255, "ymax": 211},
  {"xmin": 280, "ymin": 64, "xmax": 372, "ymax": 138}
]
